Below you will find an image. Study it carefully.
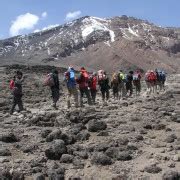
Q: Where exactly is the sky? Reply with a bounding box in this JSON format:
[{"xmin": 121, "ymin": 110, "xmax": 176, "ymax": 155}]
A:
[{"xmin": 0, "ymin": 0, "xmax": 180, "ymax": 39}]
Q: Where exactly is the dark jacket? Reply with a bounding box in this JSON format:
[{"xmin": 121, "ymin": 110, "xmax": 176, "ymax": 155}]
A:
[
  {"xmin": 99, "ymin": 77, "xmax": 110, "ymax": 91},
  {"xmin": 13, "ymin": 78, "xmax": 23, "ymax": 96},
  {"xmin": 51, "ymin": 73, "xmax": 59, "ymax": 90},
  {"xmin": 126, "ymin": 74, "xmax": 133, "ymax": 84}
]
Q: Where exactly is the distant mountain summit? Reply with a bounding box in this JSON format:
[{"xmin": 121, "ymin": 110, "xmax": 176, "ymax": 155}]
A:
[{"xmin": 0, "ymin": 15, "xmax": 180, "ymax": 72}]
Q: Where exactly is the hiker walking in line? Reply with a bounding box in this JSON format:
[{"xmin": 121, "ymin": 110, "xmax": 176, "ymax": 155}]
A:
[
  {"xmin": 145, "ymin": 70, "xmax": 157, "ymax": 94},
  {"xmin": 111, "ymin": 72, "xmax": 119, "ymax": 99},
  {"xmin": 126, "ymin": 71, "xmax": 134, "ymax": 97},
  {"xmin": 118, "ymin": 70, "xmax": 126, "ymax": 99},
  {"xmin": 133, "ymin": 70, "xmax": 141, "ymax": 96},
  {"xmin": 98, "ymin": 70, "xmax": 110, "ymax": 102},
  {"xmin": 10, "ymin": 71, "xmax": 24, "ymax": 114},
  {"xmin": 64, "ymin": 66, "xmax": 79, "ymax": 108},
  {"xmin": 88, "ymin": 72, "xmax": 97, "ymax": 104},
  {"xmin": 51, "ymin": 69, "xmax": 60, "ymax": 109},
  {"xmin": 76, "ymin": 67, "xmax": 92, "ymax": 107},
  {"xmin": 44, "ymin": 69, "xmax": 60, "ymax": 109},
  {"xmin": 155, "ymin": 69, "xmax": 166, "ymax": 91}
]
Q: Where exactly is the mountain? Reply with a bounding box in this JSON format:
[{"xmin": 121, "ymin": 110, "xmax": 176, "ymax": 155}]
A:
[{"xmin": 0, "ymin": 15, "xmax": 180, "ymax": 72}]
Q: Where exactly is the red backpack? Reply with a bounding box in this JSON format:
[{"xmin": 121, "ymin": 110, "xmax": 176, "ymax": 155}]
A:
[
  {"xmin": 9, "ymin": 80, "xmax": 15, "ymax": 90},
  {"xmin": 148, "ymin": 72, "xmax": 157, "ymax": 82},
  {"xmin": 82, "ymin": 71, "xmax": 89, "ymax": 82}
]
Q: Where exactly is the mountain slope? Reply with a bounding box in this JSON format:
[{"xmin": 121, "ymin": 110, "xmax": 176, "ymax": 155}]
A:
[{"xmin": 0, "ymin": 16, "xmax": 180, "ymax": 72}]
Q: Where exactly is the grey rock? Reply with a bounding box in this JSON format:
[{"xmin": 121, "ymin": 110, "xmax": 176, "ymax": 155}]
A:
[
  {"xmin": 46, "ymin": 129, "xmax": 62, "ymax": 142},
  {"xmin": 144, "ymin": 165, "xmax": 162, "ymax": 174},
  {"xmin": 117, "ymin": 151, "xmax": 132, "ymax": 161},
  {"xmin": 0, "ymin": 132, "xmax": 18, "ymax": 143},
  {"xmin": 91, "ymin": 152, "xmax": 112, "ymax": 165},
  {"xmin": 165, "ymin": 134, "xmax": 177, "ymax": 143},
  {"xmin": 41, "ymin": 129, "xmax": 52, "ymax": 138},
  {"xmin": 88, "ymin": 120, "xmax": 107, "ymax": 132},
  {"xmin": 162, "ymin": 170, "xmax": 180, "ymax": 180},
  {"xmin": 33, "ymin": 173, "xmax": 45, "ymax": 180},
  {"xmin": 60, "ymin": 154, "xmax": 73, "ymax": 163},
  {"xmin": 0, "ymin": 148, "xmax": 11, "ymax": 156},
  {"xmin": 75, "ymin": 131, "xmax": 90, "ymax": 141},
  {"xmin": 45, "ymin": 140, "xmax": 67, "ymax": 160}
]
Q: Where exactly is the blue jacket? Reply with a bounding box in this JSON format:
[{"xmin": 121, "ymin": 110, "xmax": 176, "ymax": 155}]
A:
[{"xmin": 65, "ymin": 69, "xmax": 76, "ymax": 88}]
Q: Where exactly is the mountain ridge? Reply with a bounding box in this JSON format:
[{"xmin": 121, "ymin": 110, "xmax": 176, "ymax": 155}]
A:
[{"xmin": 0, "ymin": 15, "xmax": 180, "ymax": 72}]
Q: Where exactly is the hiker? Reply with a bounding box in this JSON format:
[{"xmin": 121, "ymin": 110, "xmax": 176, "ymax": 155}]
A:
[
  {"xmin": 133, "ymin": 70, "xmax": 141, "ymax": 96},
  {"xmin": 155, "ymin": 69, "xmax": 166, "ymax": 91},
  {"xmin": 126, "ymin": 71, "xmax": 134, "ymax": 97},
  {"xmin": 118, "ymin": 70, "xmax": 126, "ymax": 99},
  {"xmin": 76, "ymin": 67, "xmax": 92, "ymax": 107},
  {"xmin": 98, "ymin": 70, "xmax": 110, "ymax": 102},
  {"xmin": 50, "ymin": 69, "xmax": 60, "ymax": 109},
  {"xmin": 64, "ymin": 66, "xmax": 79, "ymax": 108},
  {"xmin": 111, "ymin": 72, "xmax": 119, "ymax": 99},
  {"xmin": 10, "ymin": 71, "xmax": 24, "ymax": 114},
  {"xmin": 88, "ymin": 72, "xmax": 97, "ymax": 104},
  {"xmin": 145, "ymin": 70, "xmax": 157, "ymax": 94}
]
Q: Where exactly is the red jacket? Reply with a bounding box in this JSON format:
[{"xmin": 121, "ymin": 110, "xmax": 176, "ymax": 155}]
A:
[
  {"xmin": 89, "ymin": 76, "xmax": 97, "ymax": 90},
  {"xmin": 76, "ymin": 71, "xmax": 89, "ymax": 89}
]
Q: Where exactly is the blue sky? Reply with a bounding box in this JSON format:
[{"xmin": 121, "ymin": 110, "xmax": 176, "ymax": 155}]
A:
[{"xmin": 0, "ymin": 0, "xmax": 179, "ymax": 39}]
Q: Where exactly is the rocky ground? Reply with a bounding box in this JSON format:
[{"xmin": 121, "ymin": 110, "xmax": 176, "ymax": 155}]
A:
[{"xmin": 0, "ymin": 65, "xmax": 180, "ymax": 180}]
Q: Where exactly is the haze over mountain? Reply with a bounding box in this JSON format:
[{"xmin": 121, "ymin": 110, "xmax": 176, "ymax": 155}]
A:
[{"xmin": 0, "ymin": 15, "xmax": 180, "ymax": 72}]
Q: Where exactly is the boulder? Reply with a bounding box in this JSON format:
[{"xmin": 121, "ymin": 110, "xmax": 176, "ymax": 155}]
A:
[
  {"xmin": 75, "ymin": 131, "xmax": 90, "ymax": 141},
  {"xmin": 41, "ymin": 129, "xmax": 52, "ymax": 138},
  {"xmin": 117, "ymin": 151, "xmax": 132, "ymax": 161},
  {"xmin": 45, "ymin": 140, "xmax": 67, "ymax": 160},
  {"xmin": 0, "ymin": 132, "xmax": 18, "ymax": 143},
  {"xmin": 60, "ymin": 154, "xmax": 73, "ymax": 163},
  {"xmin": 33, "ymin": 173, "xmax": 45, "ymax": 180},
  {"xmin": 162, "ymin": 170, "xmax": 180, "ymax": 180},
  {"xmin": 91, "ymin": 153, "xmax": 112, "ymax": 165},
  {"xmin": 0, "ymin": 148, "xmax": 11, "ymax": 156},
  {"xmin": 88, "ymin": 120, "xmax": 107, "ymax": 132},
  {"xmin": 46, "ymin": 129, "xmax": 62, "ymax": 142},
  {"xmin": 144, "ymin": 165, "xmax": 162, "ymax": 174}
]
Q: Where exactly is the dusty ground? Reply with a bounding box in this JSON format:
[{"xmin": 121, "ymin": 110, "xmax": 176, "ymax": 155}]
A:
[{"xmin": 0, "ymin": 65, "xmax": 180, "ymax": 180}]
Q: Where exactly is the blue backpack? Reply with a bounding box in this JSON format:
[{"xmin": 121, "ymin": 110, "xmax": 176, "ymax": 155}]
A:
[
  {"xmin": 157, "ymin": 71, "xmax": 166, "ymax": 81},
  {"xmin": 67, "ymin": 70, "xmax": 76, "ymax": 87}
]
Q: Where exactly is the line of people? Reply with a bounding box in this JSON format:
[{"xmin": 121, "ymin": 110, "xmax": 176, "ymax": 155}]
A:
[{"xmin": 9, "ymin": 67, "xmax": 166, "ymax": 114}]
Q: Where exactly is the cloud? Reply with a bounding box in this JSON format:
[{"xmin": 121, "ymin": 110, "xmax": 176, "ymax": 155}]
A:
[
  {"xmin": 9, "ymin": 13, "xmax": 39, "ymax": 36},
  {"xmin": 34, "ymin": 24, "xmax": 59, "ymax": 33},
  {"xmin": 66, "ymin": 10, "xmax": 81, "ymax": 21},
  {"xmin": 42, "ymin": 12, "xmax": 47, "ymax": 18}
]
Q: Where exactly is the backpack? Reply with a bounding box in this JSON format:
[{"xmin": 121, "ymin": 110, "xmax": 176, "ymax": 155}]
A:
[
  {"xmin": 133, "ymin": 74, "xmax": 140, "ymax": 81},
  {"xmin": 98, "ymin": 70, "xmax": 106, "ymax": 81},
  {"xmin": 112, "ymin": 74, "xmax": 119, "ymax": 84},
  {"xmin": 119, "ymin": 73, "xmax": 126, "ymax": 83},
  {"xmin": 44, "ymin": 73, "xmax": 55, "ymax": 87},
  {"xmin": 9, "ymin": 80, "xmax": 15, "ymax": 90},
  {"xmin": 82, "ymin": 71, "xmax": 89, "ymax": 82},
  {"xmin": 89, "ymin": 76, "xmax": 97, "ymax": 89},
  {"xmin": 157, "ymin": 71, "xmax": 166, "ymax": 81},
  {"xmin": 147, "ymin": 72, "xmax": 156, "ymax": 82}
]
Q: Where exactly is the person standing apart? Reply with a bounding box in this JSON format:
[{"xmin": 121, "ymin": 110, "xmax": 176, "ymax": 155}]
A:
[{"xmin": 10, "ymin": 71, "xmax": 24, "ymax": 114}]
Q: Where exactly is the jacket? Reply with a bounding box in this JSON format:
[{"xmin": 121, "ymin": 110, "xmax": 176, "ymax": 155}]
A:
[{"xmin": 89, "ymin": 76, "xmax": 97, "ymax": 90}]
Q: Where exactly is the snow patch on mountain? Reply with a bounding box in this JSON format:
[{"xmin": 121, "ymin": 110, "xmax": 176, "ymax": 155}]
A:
[
  {"xmin": 81, "ymin": 17, "xmax": 115, "ymax": 42},
  {"xmin": 128, "ymin": 26, "xmax": 139, "ymax": 37}
]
